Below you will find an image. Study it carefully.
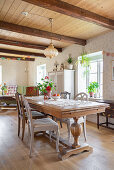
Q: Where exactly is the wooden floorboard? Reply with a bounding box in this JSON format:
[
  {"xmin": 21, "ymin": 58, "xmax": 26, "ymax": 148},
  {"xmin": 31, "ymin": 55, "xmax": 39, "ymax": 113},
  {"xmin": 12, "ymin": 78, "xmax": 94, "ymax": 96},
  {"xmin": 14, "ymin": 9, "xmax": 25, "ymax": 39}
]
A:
[{"xmin": 0, "ymin": 110, "xmax": 114, "ymax": 170}]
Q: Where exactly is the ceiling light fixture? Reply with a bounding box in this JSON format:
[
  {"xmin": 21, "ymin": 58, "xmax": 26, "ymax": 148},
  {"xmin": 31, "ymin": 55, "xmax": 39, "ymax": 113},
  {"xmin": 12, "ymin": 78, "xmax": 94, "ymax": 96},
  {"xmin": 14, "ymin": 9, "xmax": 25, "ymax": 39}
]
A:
[
  {"xmin": 21, "ymin": 11, "xmax": 28, "ymax": 16},
  {"xmin": 44, "ymin": 18, "xmax": 58, "ymax": 59}
]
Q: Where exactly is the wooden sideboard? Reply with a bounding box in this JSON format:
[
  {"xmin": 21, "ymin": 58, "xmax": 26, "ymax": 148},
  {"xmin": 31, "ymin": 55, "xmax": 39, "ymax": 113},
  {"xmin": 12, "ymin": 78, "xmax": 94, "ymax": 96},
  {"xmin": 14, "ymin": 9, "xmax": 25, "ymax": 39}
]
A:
[{"xmin": 97, "ymin": 100, "xmax": 114, "ymax": 129}]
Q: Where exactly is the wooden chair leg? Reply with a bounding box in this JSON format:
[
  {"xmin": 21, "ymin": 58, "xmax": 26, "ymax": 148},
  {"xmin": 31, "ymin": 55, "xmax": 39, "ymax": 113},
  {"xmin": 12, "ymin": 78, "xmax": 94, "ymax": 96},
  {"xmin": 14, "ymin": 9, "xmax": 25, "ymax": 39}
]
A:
[
  {"xmin": 56, "ymin": 129, "xmax": 59, "ymax": 153},
  {"xmin": 29, "ymin": 129, "xmax": 34, "ymax": 157},
  {"xmin": 106, "ymin": 116, "xmax": 108, "ymax": 127},
  {"xmin": 22, "ymin": 118, "xmax": 25, "ymax": 141},
  {"xmin": 60, "ymin": 120, "xmax": 63, "ymax": 128},
  {"xmin": 97, "ymin": 113, "xmax": 100, "ymax": 129},
  {"xmin": 49, "ymin": 131, "xmax": 52, "ymax": 142},
  {"xmin": 18, "ymin": 117, "xmax": 20, "ymax": 137}
]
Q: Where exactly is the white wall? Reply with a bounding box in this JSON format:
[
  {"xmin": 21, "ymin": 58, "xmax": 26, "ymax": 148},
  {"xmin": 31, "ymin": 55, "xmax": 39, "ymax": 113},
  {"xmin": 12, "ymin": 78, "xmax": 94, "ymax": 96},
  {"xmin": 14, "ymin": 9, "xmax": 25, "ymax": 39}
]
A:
[
  {"xmin": 0, "ymin": 59, "xmax": 28, "ymax": 86},
  {"xmin": 85, "ymin": 31, "xmax": 114, "ymax": 100}
]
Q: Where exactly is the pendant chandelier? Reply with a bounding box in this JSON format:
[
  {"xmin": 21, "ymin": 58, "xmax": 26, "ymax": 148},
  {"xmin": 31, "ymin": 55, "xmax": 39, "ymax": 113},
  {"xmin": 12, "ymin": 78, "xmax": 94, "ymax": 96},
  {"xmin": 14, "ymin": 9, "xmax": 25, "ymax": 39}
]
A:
[{"xmin": 44, "ymin": 18, "xmax": 58, "ymax": 59}]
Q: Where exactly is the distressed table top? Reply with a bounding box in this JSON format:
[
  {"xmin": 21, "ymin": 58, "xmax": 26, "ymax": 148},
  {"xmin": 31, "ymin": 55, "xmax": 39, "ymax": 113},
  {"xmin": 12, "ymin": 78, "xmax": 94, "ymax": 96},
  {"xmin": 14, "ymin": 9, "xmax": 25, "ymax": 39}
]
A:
[{"xmin": 26, "ymin": 96, "xmax": 109, "ymax": 118}]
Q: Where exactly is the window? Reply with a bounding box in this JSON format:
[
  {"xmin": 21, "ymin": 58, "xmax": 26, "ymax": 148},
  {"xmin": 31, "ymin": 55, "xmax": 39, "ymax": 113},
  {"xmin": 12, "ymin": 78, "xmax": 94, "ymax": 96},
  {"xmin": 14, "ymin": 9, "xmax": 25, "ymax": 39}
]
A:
[
  {"xmin": 78, "ymin": 51, "xmax": 103, "ymax": 98},
  {"xmin": 0, "ymin": 65, "xmax": 2, "ymax": 85},
  {"xmin": 37, "ymin": 64, "xmax": 46, "ymax": 83}
]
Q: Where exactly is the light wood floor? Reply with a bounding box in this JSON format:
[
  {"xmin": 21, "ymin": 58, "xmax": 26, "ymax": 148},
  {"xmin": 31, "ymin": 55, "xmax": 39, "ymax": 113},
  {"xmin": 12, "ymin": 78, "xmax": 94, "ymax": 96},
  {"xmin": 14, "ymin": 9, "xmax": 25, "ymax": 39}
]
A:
[{"xmin": 0, "ymin": 110, "xmax": 114, "ymax": 170}]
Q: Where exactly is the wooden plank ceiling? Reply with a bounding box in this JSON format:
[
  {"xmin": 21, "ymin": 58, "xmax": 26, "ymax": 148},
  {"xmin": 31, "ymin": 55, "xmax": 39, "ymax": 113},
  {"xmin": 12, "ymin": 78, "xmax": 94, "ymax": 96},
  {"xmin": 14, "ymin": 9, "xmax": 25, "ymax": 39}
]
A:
[{"xmin": 0, "ymin": 0, "xmax": 114, "ymax": 59}]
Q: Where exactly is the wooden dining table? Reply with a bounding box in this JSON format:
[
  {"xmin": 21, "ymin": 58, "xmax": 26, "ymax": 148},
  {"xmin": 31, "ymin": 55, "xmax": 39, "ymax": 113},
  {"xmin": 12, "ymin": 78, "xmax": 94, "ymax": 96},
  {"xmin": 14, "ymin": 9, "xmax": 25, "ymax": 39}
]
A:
[{"xmin": 26, "ymin": 96, "xmax": 109, "ymax": 160}]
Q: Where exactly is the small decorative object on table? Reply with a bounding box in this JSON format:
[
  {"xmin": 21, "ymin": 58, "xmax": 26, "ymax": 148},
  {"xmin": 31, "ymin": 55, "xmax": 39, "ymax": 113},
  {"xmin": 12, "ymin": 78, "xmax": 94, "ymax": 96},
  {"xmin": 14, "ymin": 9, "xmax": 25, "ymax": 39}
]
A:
[
  {"xmin": 67, "ymin": 54, "xmax": 73, "ymax": 70},
  {"xmin": 0, "ymin": 83, "xmax": 7, "ymax": 95},
  {"xmin": 37, "ymin": 76, "xmax": 55, "ymax": 99},
  {"xmin": 87, "ymin": 82, "xmax": 99, "ymax": 97},
  {"xmin": 52, "ymin": 93, "xmax": 61, "ymax": 100}
]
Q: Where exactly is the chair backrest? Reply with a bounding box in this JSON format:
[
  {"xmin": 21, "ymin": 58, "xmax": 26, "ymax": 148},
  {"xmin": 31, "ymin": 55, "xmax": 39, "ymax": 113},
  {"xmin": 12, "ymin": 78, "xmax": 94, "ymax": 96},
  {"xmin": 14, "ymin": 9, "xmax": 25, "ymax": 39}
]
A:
[
  {"xmin": 20, "ymin": 94, "xmax": 26, "ymax": 119},
  {"xmin": 21, "ymin": 95, "xmax": 33, "ymax": 128},
  {"xmin": 26, "ymin": 87, "xmax": 39, "ymax": 96},
  {"xmin": 15, "ymin": 92, "xmax": 22, "ymax": 116},
  {"xmin": 75, "ymin": 92, "xmax": 88, "ymax": 101},
  {"xmin": 60, "ymin": 91, "xmax": 71, "ymax": 99},
  {"xmin": 7, "ymin": 85, "xmax": 17, "ymax": 96}
]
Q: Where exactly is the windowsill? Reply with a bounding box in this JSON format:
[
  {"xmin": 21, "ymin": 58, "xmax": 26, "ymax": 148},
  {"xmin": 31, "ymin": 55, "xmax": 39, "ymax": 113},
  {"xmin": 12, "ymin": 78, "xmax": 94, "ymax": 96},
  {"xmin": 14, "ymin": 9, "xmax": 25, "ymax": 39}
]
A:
[{"xmin": 88, "ymin": 97, "xmax": 103, "ymax": 101}]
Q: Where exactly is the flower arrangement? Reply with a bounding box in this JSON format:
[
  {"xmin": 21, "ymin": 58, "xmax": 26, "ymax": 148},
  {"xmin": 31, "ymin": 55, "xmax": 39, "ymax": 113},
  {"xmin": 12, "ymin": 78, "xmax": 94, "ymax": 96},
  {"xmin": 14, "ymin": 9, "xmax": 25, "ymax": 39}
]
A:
[
  {"xmin": 37, "ymin": 76, "xmax": 55, "ymax": 95},
  {"xmin": 0, "ymin": 83, "xmax": 7, "ymax": 95}
]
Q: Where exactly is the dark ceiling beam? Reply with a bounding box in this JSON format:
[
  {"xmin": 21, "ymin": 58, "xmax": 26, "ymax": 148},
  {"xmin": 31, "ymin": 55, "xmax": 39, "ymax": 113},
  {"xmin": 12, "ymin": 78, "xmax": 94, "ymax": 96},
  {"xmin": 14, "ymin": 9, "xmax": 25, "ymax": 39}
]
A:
[
  {"xmin": 22, "ymin": 0, "xmax": 114, "ymax": 30},
  {"xmin": 0, "ymin": 55, "xmax": 35, "ymax": 61},
  {"xmin": 0, "ymin": 48, "xmax": 45, "ymax": 57},
  {"xmin": 0, "ymin": 38, "xmax": 62, "ymax": 52},
  {"xmin": 0, "ymin": 21, "xmax": 86, "ymax": 46}
]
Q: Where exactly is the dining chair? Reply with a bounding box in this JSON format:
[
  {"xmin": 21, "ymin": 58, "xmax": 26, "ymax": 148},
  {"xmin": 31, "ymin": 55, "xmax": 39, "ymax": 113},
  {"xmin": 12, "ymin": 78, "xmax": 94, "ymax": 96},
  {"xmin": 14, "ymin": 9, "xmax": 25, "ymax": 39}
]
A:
[
  {"xmin": 60, "ymin": 91, "xmax": 71, "ymax": 99},
  {"xmin": 57, "ymin": 92, "xmax": 88, "ymax": 141},
  {"xmin": 22, "ymin": 96, "xmax": 59, "ymax": 157},
  {"xmin": 57, "ymin": 91, "xmax": 71, "ymax": 128},
  {"xmin": 15, "ymin": 92, "xmax": 47, "ymax": 140}
]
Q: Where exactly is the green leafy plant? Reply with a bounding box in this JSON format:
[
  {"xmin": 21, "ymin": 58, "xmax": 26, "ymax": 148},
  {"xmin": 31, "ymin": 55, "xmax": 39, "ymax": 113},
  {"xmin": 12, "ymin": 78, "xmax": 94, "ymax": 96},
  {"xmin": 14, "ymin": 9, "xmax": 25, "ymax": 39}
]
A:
[
  {"xmin": 79, "ymin": 52, "xmax": 90, "ymax": 67},
  {"xmin": 67, "ymin": 56, "xmax": 73, "ymax": 64},
  {"xmin": 37, "ymin": 76, "xmax": 55, "ymax": 94},
  {"xmin": 1, "ymin": 83, "xmax": 7, "ymax": 91},
  {"xmin": 76, "ymin": 52, "xmax": 90, "ymax": 76},
  {"xmin": 76, "ymin": 52, "xmax": 90, "ymax": 66},
  {"xmin": 87, "ymin": 82, "xmax": 99, "ymax": 93}
]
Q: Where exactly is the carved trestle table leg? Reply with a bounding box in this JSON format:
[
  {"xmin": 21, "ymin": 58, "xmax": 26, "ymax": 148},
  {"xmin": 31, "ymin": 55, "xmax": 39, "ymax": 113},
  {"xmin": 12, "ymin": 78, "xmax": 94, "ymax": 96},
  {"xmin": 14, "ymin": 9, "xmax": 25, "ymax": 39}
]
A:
[{"xmin": 58, "ymin": 117, "xmax": 93, "ymax": 160}]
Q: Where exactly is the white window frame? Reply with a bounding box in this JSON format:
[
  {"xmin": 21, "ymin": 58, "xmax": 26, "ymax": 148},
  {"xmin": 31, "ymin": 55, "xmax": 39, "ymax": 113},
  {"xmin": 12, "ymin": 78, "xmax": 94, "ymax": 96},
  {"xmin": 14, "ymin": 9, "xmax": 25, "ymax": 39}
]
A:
[
  {"xmin": 37, "ymin": 64, "xmax": 46, "ymax": 83},
  {"xmin": 86, "ymin": 59, "xmax": 103, "ymax": 98},
  {"xmin": 78, "ymin": 51, "xmax": 103, "ymax": 98}
]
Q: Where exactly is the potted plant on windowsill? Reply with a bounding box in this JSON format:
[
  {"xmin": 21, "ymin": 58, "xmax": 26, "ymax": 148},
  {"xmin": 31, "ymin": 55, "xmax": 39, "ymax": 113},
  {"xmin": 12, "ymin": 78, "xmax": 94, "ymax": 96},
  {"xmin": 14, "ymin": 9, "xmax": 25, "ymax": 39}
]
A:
[
  {"xmin": 87, "ymin": 82, "xmax": 99, "ymax": 97},
  {"xmin": 67, "ymin": 55, "xmax": 73, "ymax": 70}
]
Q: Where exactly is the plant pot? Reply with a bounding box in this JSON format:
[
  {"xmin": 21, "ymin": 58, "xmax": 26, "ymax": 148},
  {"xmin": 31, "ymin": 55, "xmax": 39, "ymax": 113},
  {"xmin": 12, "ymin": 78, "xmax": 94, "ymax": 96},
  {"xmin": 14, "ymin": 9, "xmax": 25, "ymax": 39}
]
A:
[
  {"xmin": 89, "ymin": 92, "xmax": 94, "ymax": 97},
  {"xmin": 44, "ymin": 93, "xmax": 48, "ymax": 100},
  {"xmin": 44, "ymin": 91, "xmax": 51, "ymax": 100},
  {"xmin": 67, "ymin": 64, "xmax": 73, "ymax": 70},
  {"xmin": 47, "ymin": 91, "xmax": 51, "ymax": 99}
]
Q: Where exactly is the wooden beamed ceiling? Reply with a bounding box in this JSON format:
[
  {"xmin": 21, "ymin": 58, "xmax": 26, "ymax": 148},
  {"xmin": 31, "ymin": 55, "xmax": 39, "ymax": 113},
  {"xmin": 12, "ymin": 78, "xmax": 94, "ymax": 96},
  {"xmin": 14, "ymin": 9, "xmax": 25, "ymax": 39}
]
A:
[
  {"xmin": 22, "ymin": 0, "xmax": 114, "ymax": 30},
  {"xmin": 0, "ymin": 21, "xmax": 86, "ymax": 46},
  {"xmin": 0, "ymin": 38, "xmax": 62, "ymax": 52},
  {"xmin": 0, "ymin": 0, "xmax": 113, "ymax": 58},
  {"xmin": 0, "ymin": 48, "xmax": 45, "ymax": 58}
]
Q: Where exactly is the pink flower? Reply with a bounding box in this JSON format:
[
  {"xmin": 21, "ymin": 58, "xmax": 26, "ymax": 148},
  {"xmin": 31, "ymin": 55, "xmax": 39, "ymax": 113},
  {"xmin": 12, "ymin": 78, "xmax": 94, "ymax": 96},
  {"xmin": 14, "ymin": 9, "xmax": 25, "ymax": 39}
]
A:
[
  {"xmin": 45, "ymin": 76, "xmax": 49, "ymax": 79},
  {"xmin": 46, "ymin": 86, "xmax": 51, "ymax": 91}
]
